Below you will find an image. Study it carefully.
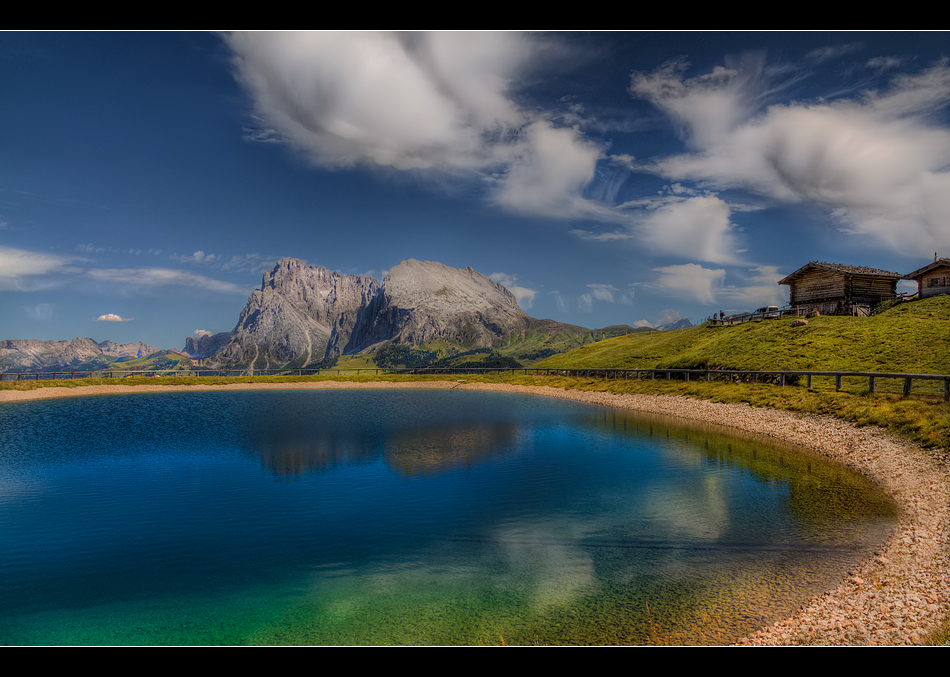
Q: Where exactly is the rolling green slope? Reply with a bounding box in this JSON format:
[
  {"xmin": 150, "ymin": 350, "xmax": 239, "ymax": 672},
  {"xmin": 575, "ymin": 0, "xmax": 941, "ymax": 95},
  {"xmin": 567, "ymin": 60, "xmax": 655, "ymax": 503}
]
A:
[
  {"xmin": 367, "ymin": 320, "xmax": 651, "ymax": 369},
  {"xmin": 535, "ymin": 296, "xmax": 950, "ymax": 375}
]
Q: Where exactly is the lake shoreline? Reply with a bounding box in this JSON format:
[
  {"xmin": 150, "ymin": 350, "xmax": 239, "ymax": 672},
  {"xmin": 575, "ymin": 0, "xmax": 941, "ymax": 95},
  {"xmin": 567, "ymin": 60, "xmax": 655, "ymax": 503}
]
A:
[{"xmin": 3, "ymin": 379, "xmax": 948, "ymax": 646}]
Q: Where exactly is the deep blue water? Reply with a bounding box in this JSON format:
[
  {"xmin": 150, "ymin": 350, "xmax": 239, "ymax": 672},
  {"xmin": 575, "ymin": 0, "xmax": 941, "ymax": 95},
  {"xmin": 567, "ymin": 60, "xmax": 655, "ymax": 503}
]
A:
[{"xmin": 0, "ymin": 389, "xmax": 896, "ymax": 645}]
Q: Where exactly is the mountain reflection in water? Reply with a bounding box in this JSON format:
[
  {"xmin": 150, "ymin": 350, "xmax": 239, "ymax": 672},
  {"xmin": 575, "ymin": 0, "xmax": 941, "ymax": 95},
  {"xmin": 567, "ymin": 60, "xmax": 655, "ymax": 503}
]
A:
[{"xmin": 0, "ymin": 389, "xmax": 896, "ymax": 645}]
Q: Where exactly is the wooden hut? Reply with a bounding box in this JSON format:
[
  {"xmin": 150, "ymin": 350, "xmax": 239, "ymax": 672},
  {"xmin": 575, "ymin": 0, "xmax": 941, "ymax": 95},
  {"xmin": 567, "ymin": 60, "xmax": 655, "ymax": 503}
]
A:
[
  {"xmin": 903, "ymin": 258, "xmax": 950, "ymax": 299},
  {"xmin": 777, "ymin": 262, "xmax": 900, "ymax": 316}
]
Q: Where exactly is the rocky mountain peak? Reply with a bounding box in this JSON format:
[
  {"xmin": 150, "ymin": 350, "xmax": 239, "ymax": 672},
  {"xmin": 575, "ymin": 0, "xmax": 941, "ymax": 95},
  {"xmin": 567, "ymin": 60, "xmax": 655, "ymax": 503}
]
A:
[
  {"xmin": 193, "ymin": 257, "xmax": 531, "ymax": 369},
  {"xmin": 383, "ymin": 259, "xmax": 522, "ymax": 315}
]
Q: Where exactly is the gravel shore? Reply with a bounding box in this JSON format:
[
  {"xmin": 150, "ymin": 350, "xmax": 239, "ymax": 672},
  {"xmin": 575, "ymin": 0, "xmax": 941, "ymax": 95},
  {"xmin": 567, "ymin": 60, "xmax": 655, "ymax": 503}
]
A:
[{"xmin": 2, "ymin": 379, "xmax": 948, "ymax": 645}]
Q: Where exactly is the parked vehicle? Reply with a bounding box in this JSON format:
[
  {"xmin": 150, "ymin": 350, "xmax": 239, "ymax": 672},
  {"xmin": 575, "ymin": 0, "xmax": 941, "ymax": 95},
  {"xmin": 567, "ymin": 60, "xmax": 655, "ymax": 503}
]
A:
[{"xmin": 754, "ymin": 306, "xmax": 781, "ymax": 318}]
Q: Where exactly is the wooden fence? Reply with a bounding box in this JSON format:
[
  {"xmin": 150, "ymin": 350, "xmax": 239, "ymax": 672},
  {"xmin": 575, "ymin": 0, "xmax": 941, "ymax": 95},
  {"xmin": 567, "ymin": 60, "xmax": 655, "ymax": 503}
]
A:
[{"xmin": 3, "ymin": 367, "xmax": 948, "ymax": 401}]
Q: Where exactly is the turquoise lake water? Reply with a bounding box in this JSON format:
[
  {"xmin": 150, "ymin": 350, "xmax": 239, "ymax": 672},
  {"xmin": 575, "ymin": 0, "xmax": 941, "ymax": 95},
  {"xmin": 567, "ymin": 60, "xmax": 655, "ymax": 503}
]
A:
[{"xmin": 0, "ymin": 389, "xmax": 897, "ymax": 645}]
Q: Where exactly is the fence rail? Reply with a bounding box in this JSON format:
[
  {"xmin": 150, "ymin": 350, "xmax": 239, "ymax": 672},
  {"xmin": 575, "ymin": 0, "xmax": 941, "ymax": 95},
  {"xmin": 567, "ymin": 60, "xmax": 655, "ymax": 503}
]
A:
[{"xmin": 3, "ymin": 367, "xmax": 948, "ymax": 401}]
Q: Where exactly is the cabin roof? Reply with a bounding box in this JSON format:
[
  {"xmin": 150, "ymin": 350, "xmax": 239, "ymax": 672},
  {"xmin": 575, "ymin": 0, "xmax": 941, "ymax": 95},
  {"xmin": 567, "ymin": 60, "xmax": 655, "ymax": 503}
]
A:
[
  {"xmin": 903, "ymin": 258, "xmax": 950, "ymax": 280},
  {"xmin": 777, "ymin": 261, "xmax": 902, "ymax": 286}
]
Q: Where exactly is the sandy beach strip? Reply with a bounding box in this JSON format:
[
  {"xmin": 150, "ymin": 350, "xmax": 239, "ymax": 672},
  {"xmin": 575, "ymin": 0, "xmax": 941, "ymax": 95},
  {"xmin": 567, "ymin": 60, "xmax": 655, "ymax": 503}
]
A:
[{"xmin": 2, "ymin": 379, "xmax": 948, "ymax": 645}]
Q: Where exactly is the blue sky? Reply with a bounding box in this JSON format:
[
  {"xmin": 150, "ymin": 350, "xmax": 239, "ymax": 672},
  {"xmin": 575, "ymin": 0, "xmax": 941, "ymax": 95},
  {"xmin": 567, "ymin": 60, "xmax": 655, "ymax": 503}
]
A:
[{"xmin": 3, "ymin": 31, "xmax": 949, "ymax": 349}]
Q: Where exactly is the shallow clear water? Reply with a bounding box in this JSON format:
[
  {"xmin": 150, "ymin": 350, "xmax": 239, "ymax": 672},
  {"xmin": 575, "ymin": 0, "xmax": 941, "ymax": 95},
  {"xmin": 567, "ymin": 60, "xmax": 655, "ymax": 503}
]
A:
[{"xmin": 0, "ymin": 389, "xmax": 896, "ymax": 645}]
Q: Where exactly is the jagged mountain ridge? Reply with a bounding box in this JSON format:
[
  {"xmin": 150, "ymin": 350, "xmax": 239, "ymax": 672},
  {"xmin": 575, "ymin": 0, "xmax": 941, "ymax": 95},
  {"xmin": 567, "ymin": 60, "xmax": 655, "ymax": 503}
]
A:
[
  {"xmin": 0, "ymin": 338, "xmax": 161, "ymax": 373},
  {"xmin": 190, "ymin": 258, "xmax": 533, "ymax": 369}
]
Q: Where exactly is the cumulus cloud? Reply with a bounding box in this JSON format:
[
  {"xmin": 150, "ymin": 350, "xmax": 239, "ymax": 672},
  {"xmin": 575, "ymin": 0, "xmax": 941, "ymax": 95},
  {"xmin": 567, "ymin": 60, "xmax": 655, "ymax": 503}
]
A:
[
  {"xmin": 651, "ymin": 263, "xmax": 725, "ymax": 304},
  {"xmin": 193, "ymin": 329, "xmax": 213, "ymax": 337},
  {"xmin": 716, "ymin": 265, "xmax": 787, "ymax": 306},
  {"xmin": 489, "ymin": 272, "xmax": 538, "ymax": 308},
  {"xmin": 658, "ymin": 309, "xmax": 686, "ymax": 325},
  {"xmin": 225, "ymin": 32, "xmax": 609, "ymax": 222},
  {"xmin": 95, "ymin": 313, "xmax": 133, "ymax": 322},
  {"xmin": 490, "ymin": 121, "xmax": 605, "ymax": 219},
  {"xmin": 637, "ymin": 194, "xmax": 742, "ymax": 264},
  {"xmin": 630, "ymin": 57, "xmax": 950, "ymax": 256}
]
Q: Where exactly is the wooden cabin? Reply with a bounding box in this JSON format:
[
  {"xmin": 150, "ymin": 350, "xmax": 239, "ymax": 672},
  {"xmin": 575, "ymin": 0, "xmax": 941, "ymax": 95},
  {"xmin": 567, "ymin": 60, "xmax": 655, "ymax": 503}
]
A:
[
  {"xmin": 777, "ymin": 262, "xmax": 900, "ymax": 316},
  {"xmin": 903, "ymin": 258, "xmax": 950, "ymax": 299}
]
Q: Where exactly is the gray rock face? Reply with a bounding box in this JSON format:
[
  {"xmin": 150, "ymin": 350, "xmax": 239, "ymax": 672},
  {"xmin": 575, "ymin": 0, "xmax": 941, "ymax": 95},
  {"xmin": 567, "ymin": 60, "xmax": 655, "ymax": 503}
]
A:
[
  {"xmin": 0, "ymin": 338, "xmax": 161, "ymax": 372},
  {"xmin": 183, "ymin": 332, "xmax": 232, "ymax": 359},
  {"xmin": 355, "ymin": 259, "xmax": 529, "ymax": 351},
  {"xmin": 204, "ymin": 258, "xmax": 382, "ymax": 369},
  {"xmin": 199, "ymin": 258, "xmax": 530, "ymax": 369}
]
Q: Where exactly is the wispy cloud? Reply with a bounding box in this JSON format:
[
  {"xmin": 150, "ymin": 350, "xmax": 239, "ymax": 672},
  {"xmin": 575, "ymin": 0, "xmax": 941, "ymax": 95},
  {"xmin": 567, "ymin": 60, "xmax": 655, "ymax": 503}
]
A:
[
  {"xmin": 84, "ymin": 268, "xmax": 249, "ymax": 294},
  {"xmin": 0, "ymin": 246, "xmax": 77, "ymax": 291},
  {"xmin": 25, "ymin": 303, "xmax": 54, "ymax": 322},
  {"xmin": 0, "ymin": 245, "xmax": 252, "ymax": 296},
  {"xmin": 631, "ymin": 56, "xmax": 950, "ymax": 257},
  {"xmin": 586, "ymin": 283, "xmax": 633, "ymax": 304}
]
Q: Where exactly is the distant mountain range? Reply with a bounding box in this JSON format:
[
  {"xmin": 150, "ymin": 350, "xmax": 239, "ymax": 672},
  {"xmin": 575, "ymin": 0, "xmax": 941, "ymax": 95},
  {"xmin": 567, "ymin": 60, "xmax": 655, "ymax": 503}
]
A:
[
  {"xmin": 655, "ymin": 318, "xmax": 694, "ymax": 331},
  {"xmin": 1, "ymin": 258, "xmax": 648, "ymax": 373},
  {"xmin": 0, "ymin": 338, "xmax": 165, "ymax": 373}
]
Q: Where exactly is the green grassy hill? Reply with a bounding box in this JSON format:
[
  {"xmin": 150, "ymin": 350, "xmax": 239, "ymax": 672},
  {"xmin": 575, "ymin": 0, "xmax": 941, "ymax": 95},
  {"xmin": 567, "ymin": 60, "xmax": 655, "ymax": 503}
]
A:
[
  {"xmin": 535, "ymin": 296, "xmax": 950, "ymax": 375},
  {"xmin": 361, "ymin": 320, "xmax": 651, "ymax": 370}
]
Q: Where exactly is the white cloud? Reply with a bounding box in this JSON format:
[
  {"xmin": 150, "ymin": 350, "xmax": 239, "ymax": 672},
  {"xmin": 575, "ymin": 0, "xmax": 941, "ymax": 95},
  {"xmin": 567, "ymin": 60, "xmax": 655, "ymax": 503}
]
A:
[
  {"xmin": 898, "ymin": 279, "xmax": 918, "ymax": 294},
  {"xmin": 95, "ymin": 313, "xmax": 133, "ymax": 322},
  {"xmin": 650, "ymin": 264, "xmax": 787, "ymax": 307},
  {"xmin": 225, "ymin": 32, "xmax": 611, "ymax": 223},
  {"xmin": 0, "ymin": 246, "xmax": 76, "ymax": 291},
  {"xmin": 657, "ymin": 309, "xmax": 685, "ymax": 325},
  {"xmin": 193, "ymin": 329, "xmax": 213, "ymax": 337},
  {"xmin": 577, "ymin": 293, "xmax": 593, "ymax": 312},
  {"xmin": 490, "ymin": 121, "xmax": 605, "ymax": 219},
  {"xmin": 867, "ymin": 56, "xmax": 906, "ymax": 71},
  {"xmin": 489, "ymin": 272, "xmax": 538, "ymax": 309},
  {"xmin": 175, "ymin": 251, "xmax": 218, "ymax": 265},
  {"xmin": 586, "ymin": 283, "xmax": 633, "ymax": 305},
  {"xmin": 631, "ymin": 58, "xmax": 950, "ymax": 257},
  {"xmin": 805, "ymin": 44, "xmax": 862, "ymax": 64},
  {"xmin": 651, "ymin": 263, "xmax": 725, "ymax": 304},
  {"xmin": 84, "ymin": 268, "xmax": 249, "ymax": 294},
  {"xmin": 718, "ymin": 266, "xmax": 787, "ymax": 306},
  {"xmin": 227, "ymin": 31, "xmax": 530, "ymax": 171},
  {"xmin": 638, "ymin": 194, "xmax": 742, "ymax": 264},
  {"xmin": 0, "ymin": 246, "xmax": 250, "ymax": 295}
]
